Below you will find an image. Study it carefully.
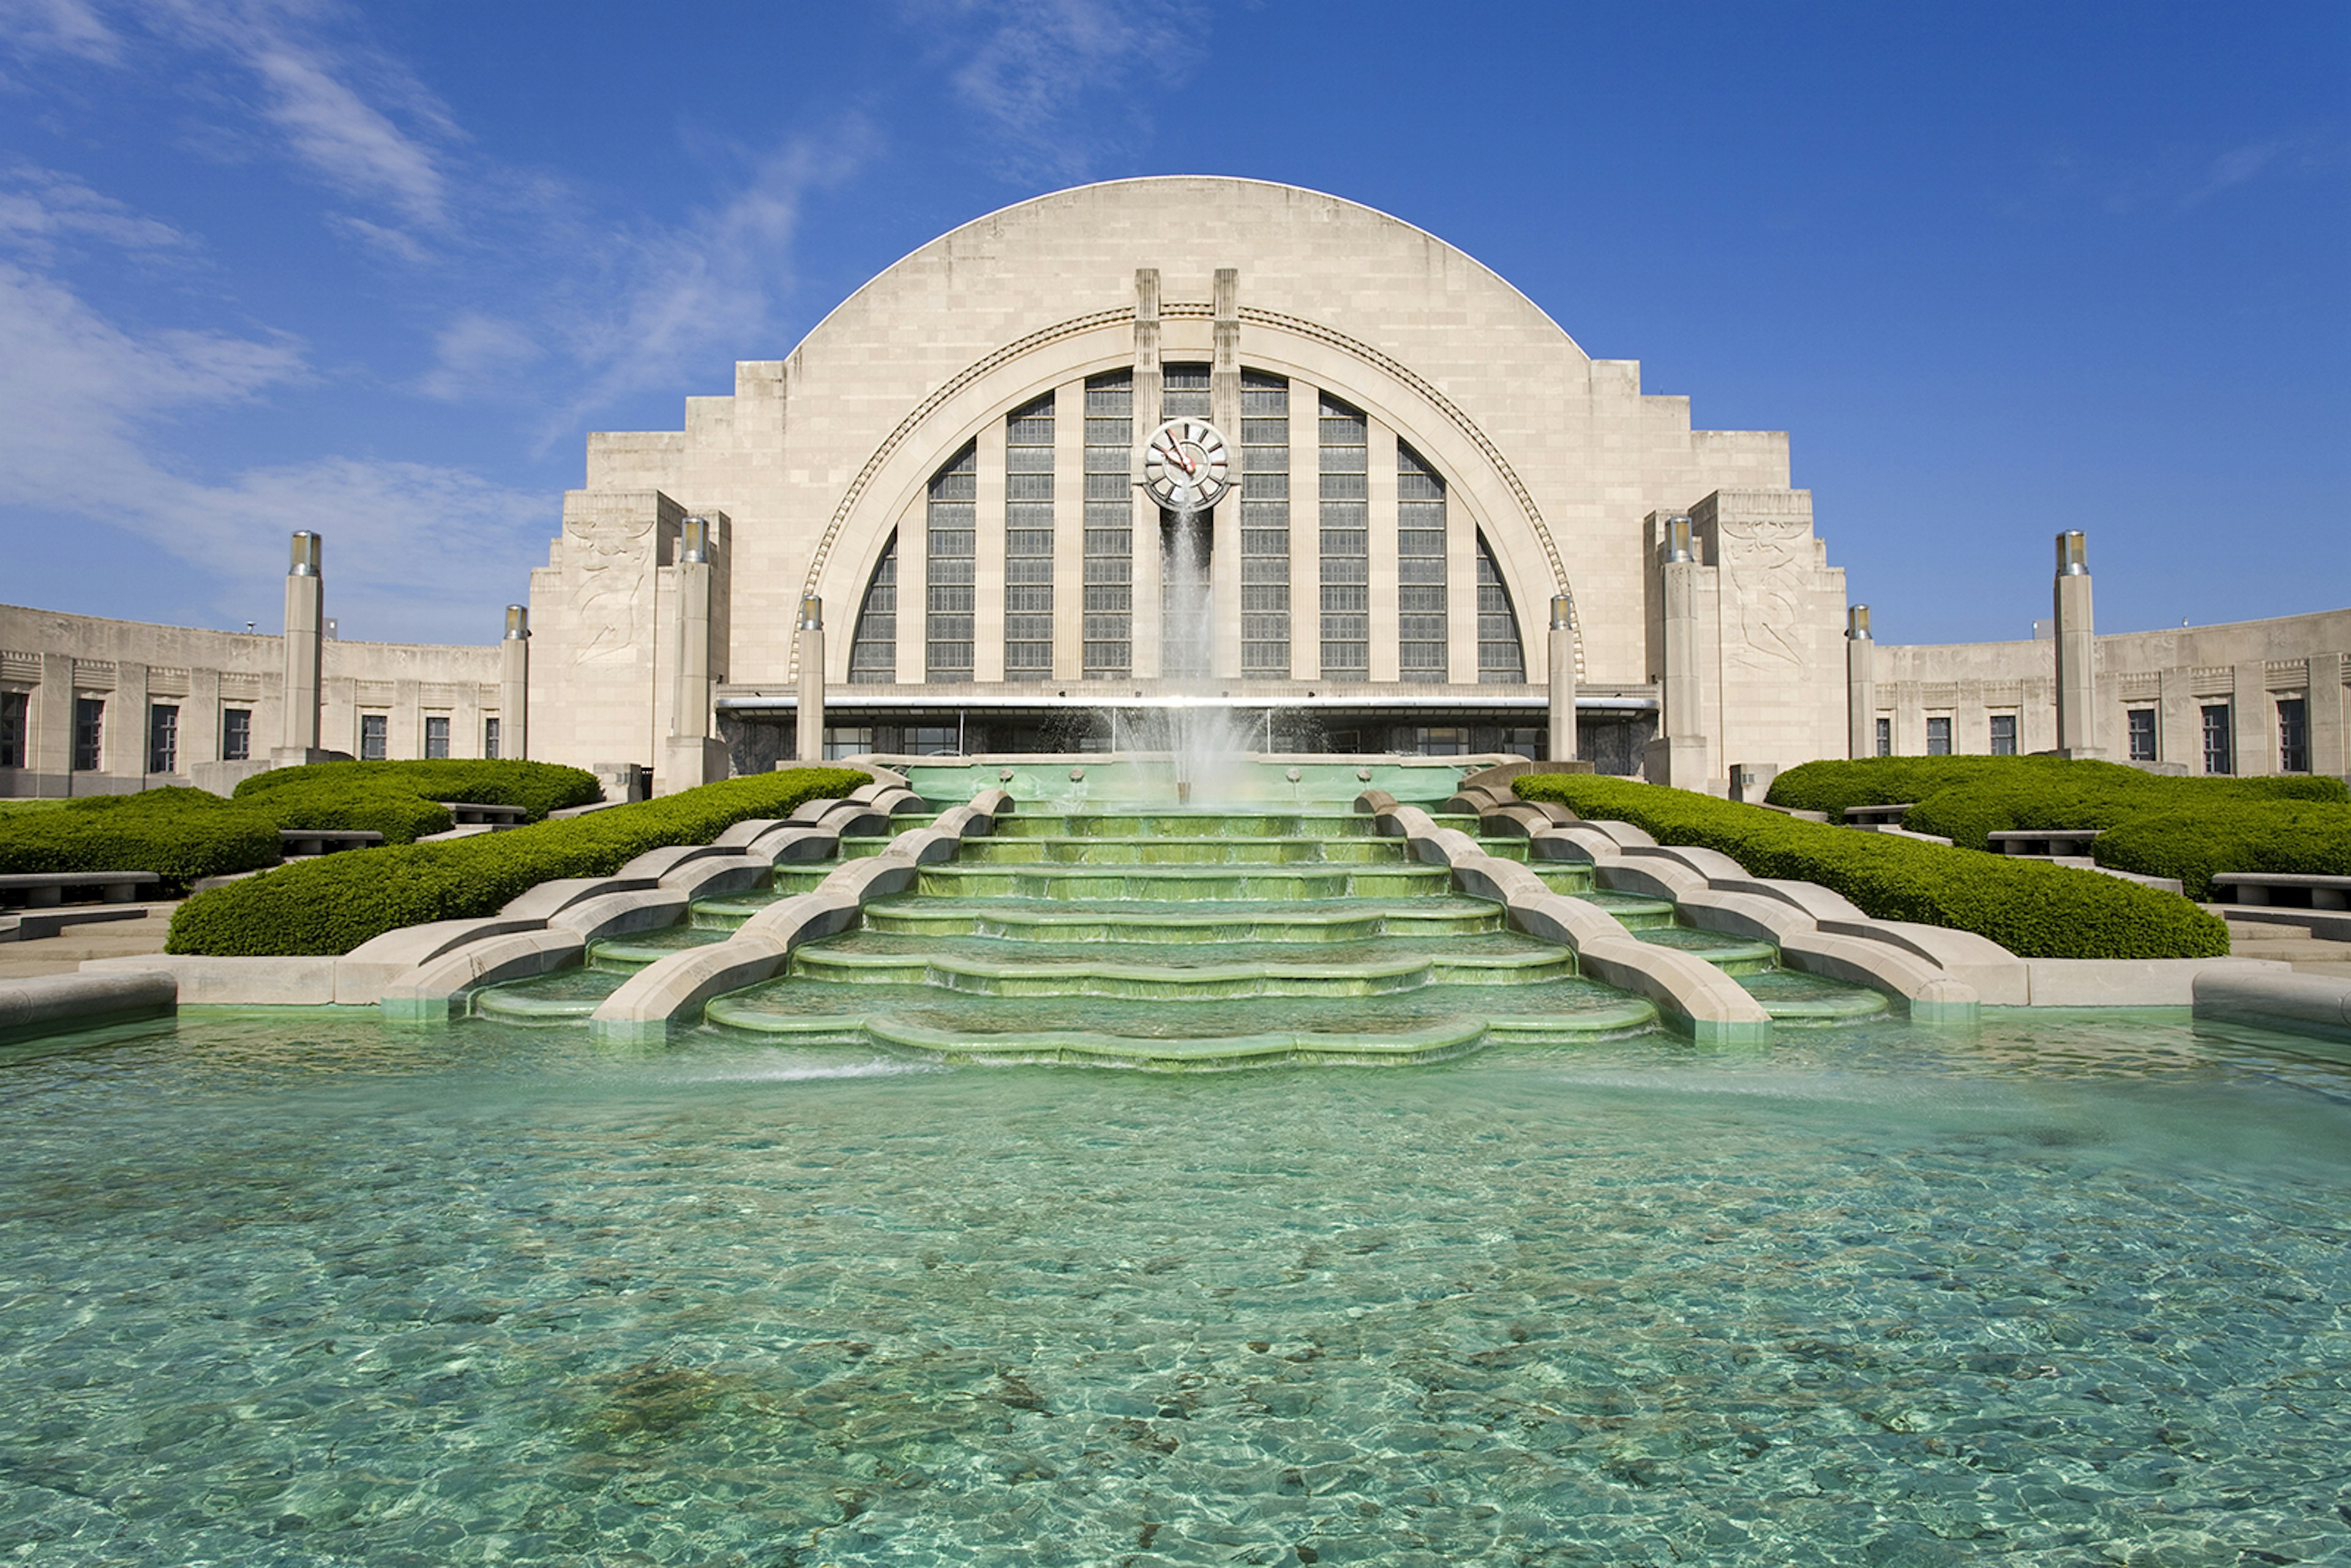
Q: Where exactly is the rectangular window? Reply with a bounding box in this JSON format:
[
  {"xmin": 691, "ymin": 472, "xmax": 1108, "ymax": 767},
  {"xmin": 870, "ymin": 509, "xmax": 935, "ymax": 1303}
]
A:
[
  {"xmin": 482, "ymin": 716, "xmax": 501, "ymax": 760},
  {"xmin": 1318, "ymin": 394, "xmax": 1370, "ymax": 680},
  {"xmin": 2201, "ymin": 703, "xmax": 2232, "ymax": 775},
  {"xmin": 1240, "ymin": 370, "xmax": 1290, "ymax": 677},
  {"xmin": 904, "ymin": 725, "xmax": 958, "ymax": 756},
  {"xmin": 1161, "ymin": 362, "xmax": 1210, "ymax": 419},
  {"xmin": 1003, "ymin": 393, "xmax": 1054, "ymax": 680},
  {"xmin": 1397, "ymin": 442, "xmax": 1447, "ymax": 681},
  {"xmin": 1406, "ymin": 726, "xmax": 1469, "ymax": 757},
  {"xmin": 925, "ymin": 442, "xmax": 978, "ymax": 682},
  {"xmin": 1988, "ymin": 713, "xmax": 2017, "ymax": 756},
  {"xmin": 1875, "ymin": 716, "xmax": 1891, "ymax": 757},
  {"xmin": 222, "ymin": 707, "xmax": 251, "ymax": 762},
  {"xmin": 73, "ymin": 696, "xmax": 103, "ymax": 771},
  {"xmin": 1925, "ymin": 716, "xmax": 1952, "ymax": 756},
  {"xmin": 823, "ymin": 725, "xmax": 874, "ymax": 761},
  {"xmin": 1081, "ymin": 371, "xmax": 1133, "ymax": 678},
  {"xmin": 2126, "ymin": 708, "xmax": 2156, "ymax": 763},
  {"xmin": 146, "ymin": 703, "xmax": 179, "ymax": 775},
  {"xmin": 847, "ymin": 535, "xmax": 898, "ymax": 685},
  {"xmin": 0, "ymin": 691, "xmax": 26, "ymax": 769},
  {"xmin": 2278, "ymin": 698, "xmax": 2309, "ymax": 773},
  {"xmin": 424, "ymin": 715, "xmax": 450, "ymax": 759},
  {"xmin": 360, "ymin": 713, "xmax": 388, "ymax": 761}
]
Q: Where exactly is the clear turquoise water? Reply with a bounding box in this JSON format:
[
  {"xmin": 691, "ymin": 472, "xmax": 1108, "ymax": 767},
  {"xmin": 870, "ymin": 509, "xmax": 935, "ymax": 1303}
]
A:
[{"xmin": 6, "ymin": 1008, "xmax": 2351, "ymax": 1565}]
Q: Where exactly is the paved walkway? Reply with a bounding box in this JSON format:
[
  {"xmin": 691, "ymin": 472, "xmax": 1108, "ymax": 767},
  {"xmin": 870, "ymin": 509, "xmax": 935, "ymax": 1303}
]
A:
[
  {"xmin": 2222, "ymin": 918, "xmax": 2351, "ymax": 978},
  {"xmin": 0, "ymin": 904, "xmax": 179, "ymax": 980}
]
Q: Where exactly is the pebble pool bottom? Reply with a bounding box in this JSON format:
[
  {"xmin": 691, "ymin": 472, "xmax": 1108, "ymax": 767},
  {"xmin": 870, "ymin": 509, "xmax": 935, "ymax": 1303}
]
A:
[{"xmin": 4, "ymin": 1008, "xmax": 2350, "ymax": 1567}]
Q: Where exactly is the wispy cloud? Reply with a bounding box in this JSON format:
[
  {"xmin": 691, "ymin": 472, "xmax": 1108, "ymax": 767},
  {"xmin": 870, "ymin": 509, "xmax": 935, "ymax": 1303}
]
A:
[
  {"xmin": 416, "ymin": 311, "xmax": 542, "ymax": 402},
  {"xmin": 0, "ymin": 257, "xmax": 539, "ymax": 640},
  {"xmin": 0, "ymin": 0, "xmax": 120, "ymax": 64},
  {"xmin": 2178, "ymin": 138, "xmax": 2294, "ymax": 210},
  {"xmin": 548, "ymin": 121, "xmax": 876, "ymax": 430},
  {"xmin": 0, "ymin": 166, "xmax": 189, "ymax": 260},
  {"xmin": 924, "ymin": 0, "xmax": 1205, "ymax": 180}
]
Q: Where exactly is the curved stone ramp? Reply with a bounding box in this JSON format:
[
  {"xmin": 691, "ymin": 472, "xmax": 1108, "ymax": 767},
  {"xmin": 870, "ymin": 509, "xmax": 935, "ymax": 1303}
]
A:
[
  {"xmin": 375, "ymin": 784, "xmax": 916, "ymax": 1021},
  {"xmin": 583, "ymin": 790, "xmax": 1015, "ymax": 1044},
  {"xmin": 1441, "ymin": 795, "xmax": 1984, "ymax": 1024},
  {"xmin": 1359, "ymin": 791, "xmax": 1772, "ymax": 1045},
  {"xmin": 2193, "ymin": 968, "xmax": 2351, "ymax": 1046},
  {"xmin": 0, "ymin": 969, "xmax": 176, "ymax": 1045}
]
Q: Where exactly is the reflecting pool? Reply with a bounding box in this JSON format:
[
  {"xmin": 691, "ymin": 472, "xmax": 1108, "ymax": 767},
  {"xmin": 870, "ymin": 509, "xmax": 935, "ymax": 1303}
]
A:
[{"xmin": 6, "ymin": 1009, "xmax": 2351, "ymax": 1564}]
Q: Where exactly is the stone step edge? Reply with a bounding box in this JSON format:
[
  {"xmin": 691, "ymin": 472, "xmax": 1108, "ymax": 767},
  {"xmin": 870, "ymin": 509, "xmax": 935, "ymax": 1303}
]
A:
[
  {"xmin": 1427, "ymin": 790, "xmax": 2284, "ymax": 1012},
  {"xmin": 583, "ymin": 789, "xmax": 1015, "ymax": 1041}
]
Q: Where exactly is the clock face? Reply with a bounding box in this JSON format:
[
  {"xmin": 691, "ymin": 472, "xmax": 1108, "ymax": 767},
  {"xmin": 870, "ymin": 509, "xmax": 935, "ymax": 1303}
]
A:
[{"xmin": 1141, "ymin": 418, "xmax": 1231, "ymax": 512}]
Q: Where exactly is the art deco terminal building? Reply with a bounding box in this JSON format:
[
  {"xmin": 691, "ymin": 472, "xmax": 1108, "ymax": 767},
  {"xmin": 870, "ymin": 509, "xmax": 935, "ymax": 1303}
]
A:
[
  {"xmin": 3, "ymin": 178, "xmax": 2345, "ymax": 795},
  {"xmin": 531, "ymin": 176, "xmax": 1845, "ymax": 786}
]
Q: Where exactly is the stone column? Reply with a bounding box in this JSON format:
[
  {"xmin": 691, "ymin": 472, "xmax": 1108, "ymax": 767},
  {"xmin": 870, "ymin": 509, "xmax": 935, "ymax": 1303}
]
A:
[
  {"xmin": 2052, "ymin": 530, "xmax": 2100, "ymax": 756},
  {"xmin": 2232, "ymin": 662, "xmax": 2270, "ymax": 776},
  {"xmin": 2303, "ymin": 653, "xmax": 2347, "ymax": 777},
  {"xmin": 1288, "ymin": 379, "xmax": 1321, "ymax": 682},
  {"xmin": 797, "ymin": 593, "xmax": 825, "ymax": 764},
  {"xmin": 1210, "ymin": 267, "xmax": 1243, "ymax": 681},
  {"xmin": 1130, "ymin": 269, "xmax": 1164, "ymax": 681},
  {"xmin": 500, "ymin": 605, "xmax": 530, "ymax": 760},
  {"xmin": 972, "ymin": 416, "xmax": 1007, "ymax": 683},
  {"xmin": 280, "ymin": 530, "xmax": 323, "ymax": 754},
  {"xmin": 1643, "ymin": 516, "xmax": 1710, "ymax": 787},
  {"xmin": 1547, "ymin": 593, "xmax": 1578, "ymax": 763},
  {"xmin": 661, "ymin": 517, "xmax": 721, "ymax": 793},
  {"xmin": 1846, "ymin": 604, "xmax": 1876, "ymax": 758}
]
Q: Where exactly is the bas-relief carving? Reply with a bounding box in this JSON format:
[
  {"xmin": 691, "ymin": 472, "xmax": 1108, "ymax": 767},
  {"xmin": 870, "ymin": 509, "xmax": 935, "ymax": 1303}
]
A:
[
  {"xmin": 1716, "ymin": 515, "xmax": 1810, "ymax": 670},
  {"xmin": 566, "ymin": 514, "xmax": 656, "ymax": 667}
]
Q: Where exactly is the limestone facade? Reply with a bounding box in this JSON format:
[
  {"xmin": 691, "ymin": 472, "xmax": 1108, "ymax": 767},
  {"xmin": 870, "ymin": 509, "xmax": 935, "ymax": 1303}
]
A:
[{"xmin": 0, "ymin": 602, "xmax": 503, "ymax": 798}]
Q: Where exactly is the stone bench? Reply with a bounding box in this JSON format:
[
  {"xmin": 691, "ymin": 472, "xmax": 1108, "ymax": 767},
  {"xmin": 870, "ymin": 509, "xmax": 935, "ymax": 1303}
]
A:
[
  {"xmin": 279, "ymin": 828, "xmax": 384, "ymax": 857},
  {"xmin": 1987, "ymin": 828, "xmax": 2103, "ymax": 857},
  {"xmin": 0, "ymin": 870, "xmax": 162, "ymax": 909},
  {"xmin": 2210, "ymin": 872, "xmax": 2351, "ymax": 912},
  {"xmin": 1841, "ymin": 803, "xmax": 1914, "ymax": 827},
  {"xmin": 437, "ymin": 801, "xmax": 530, "ymax": 828}
]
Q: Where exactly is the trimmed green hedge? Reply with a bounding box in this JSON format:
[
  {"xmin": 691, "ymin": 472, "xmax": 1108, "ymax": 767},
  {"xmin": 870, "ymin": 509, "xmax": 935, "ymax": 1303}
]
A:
[
  {"xmin": 233, "ymin": 759, "xmax": 603, "ymax": 844},
  {"xmin": 0, "ymin": 788, "xmax": 284, "ymax": 884},
  {"xmin": 167, "ymin": 768, "xmax": 872, "ymax": 956},
  {"xmin": 1515, "ymin": 773, "xmax": 2230, "ymax": 960},
  {"xmin": 1766, "ymin": 756, "xmax": 2351, "ymax": 899}
]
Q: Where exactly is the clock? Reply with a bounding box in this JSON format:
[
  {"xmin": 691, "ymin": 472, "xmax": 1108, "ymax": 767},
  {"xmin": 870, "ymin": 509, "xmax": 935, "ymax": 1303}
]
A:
[{"xmin": 1141, "ymin": 418, "xmax": 1231, "ymax": 512}]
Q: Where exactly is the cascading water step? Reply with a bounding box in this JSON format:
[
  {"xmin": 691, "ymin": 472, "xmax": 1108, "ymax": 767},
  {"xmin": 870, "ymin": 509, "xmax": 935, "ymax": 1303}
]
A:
[
  {"xmin": 1635, "ymin": 924, "xmax": 1779, "ymax": 975},
  {"xmin": 916, "ymin": 863, "xmax": 1456, "ymax": 900},
  {"xmin": 784, "ymin": 931, "xmax": 1580, "ymax": 999},
  {"xmin": 1739, "ymin": 967, "xmax": 1894, "ymax": 1022},
  {"xmin": 950, "ymin": 836, "xmax": 1411, "ymax": 866},
  {"xmin": 860, "ymin": 896, "xmax": 1510, "ymax": 943},
  {"xmin": 700, "ymin": 981, "xmax": 1661, "ymax": 1067}
]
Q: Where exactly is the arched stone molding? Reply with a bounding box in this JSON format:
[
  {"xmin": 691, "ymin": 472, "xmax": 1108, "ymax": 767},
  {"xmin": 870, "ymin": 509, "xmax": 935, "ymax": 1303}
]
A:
[{"xmin": 796, "ymin": 310, "xmax": 1583, "ymax": 683}]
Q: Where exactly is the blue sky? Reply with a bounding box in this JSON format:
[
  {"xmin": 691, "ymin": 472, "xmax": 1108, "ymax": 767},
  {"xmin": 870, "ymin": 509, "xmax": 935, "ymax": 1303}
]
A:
[{"xmin": 1, "ymin": 1, "xmax": 2343, "ymax": 647}]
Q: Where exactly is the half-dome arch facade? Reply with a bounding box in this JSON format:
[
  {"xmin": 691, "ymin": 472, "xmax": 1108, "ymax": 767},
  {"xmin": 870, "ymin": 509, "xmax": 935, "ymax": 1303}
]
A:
[{"xmin": 526, "ymin": 177, "xmax": 1850, "ymax": 786}]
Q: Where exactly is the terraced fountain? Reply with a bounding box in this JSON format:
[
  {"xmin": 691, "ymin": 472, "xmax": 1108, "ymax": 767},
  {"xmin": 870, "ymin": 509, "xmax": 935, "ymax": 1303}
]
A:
[{"xmin": 470, "ymin": 764, "xmax": 1891, "ymax": 1065}]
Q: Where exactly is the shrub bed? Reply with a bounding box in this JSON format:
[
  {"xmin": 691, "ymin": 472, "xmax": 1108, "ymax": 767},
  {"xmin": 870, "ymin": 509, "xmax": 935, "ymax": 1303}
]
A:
[
  {"xmin": 0, "ymin": 788, "xmax": 284, "ymax": 884},
  {"xmin": 233, "ymin": 759, "xmax": 603, "ymax": 844},
  {"xmin": 1515, "ymin": 773, "xmax": 2230, "ymax": 960},
  {"xmin": 167, "ymin": 767, "xmax": 871, "ymax": 956},
  {"xmin": 1766, "ymin": 756, "xmax": 2350, "ymax": 899}
]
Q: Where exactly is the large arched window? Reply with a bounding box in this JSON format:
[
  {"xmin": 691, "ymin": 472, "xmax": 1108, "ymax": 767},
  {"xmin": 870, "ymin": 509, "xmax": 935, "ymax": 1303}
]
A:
[
  {"xmin": 847, "ymin": 532, "xmax": 897, "ymax": 684},
  {"xmin": 1475, "ymin": 531, "xmax": 1526, "ymax": 683},
  {"xmin": 1239, "ymin": 371, "xmax": 1290, "ymax": 676},
  {"xmin": 1004, "ymin": 393, "xmax": 1054, "ymax": 679},
  {"xmin": 1397, "ymin": 440, "xmax": 1446, "ymax": 681},
  {"xmin": 1317, "ymin": 393, "xmax": 1369, "ymax": 679},
  {"xmin": 1081, "ymin": 371, "xmax": 1133, "ymax": 678},
  {"xmin": 924, "ymin": 441, "xmax": 977, "ymax": 682}
]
